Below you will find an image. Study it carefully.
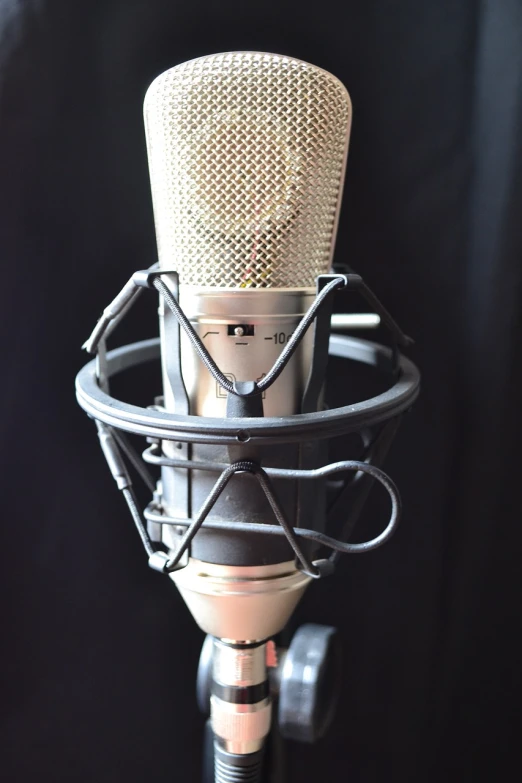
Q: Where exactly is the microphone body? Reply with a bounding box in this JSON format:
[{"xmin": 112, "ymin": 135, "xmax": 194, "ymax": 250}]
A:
[
  {"xmin": 144, "ymin": 50, "xmax": 351, "ymax": 577},
  {"xmin": 143, "ymin": 52, "xmax": 351, "ymax": 771}
]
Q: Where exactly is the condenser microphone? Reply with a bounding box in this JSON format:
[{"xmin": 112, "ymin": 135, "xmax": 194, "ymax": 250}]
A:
[
  {"xmin": 77, "ymin": 51, "xmax": 419, "ymax": 783},
  {"xmin": 141, "ymin": 52, "xmax": 351, "ymax": 776},
  {"xmin": 143, "ymin": 50, "xmax": 352, "ymax": 618},
  {"xmin": 141, "ymin": 50, "xmax": 352, "ymax": 628}
]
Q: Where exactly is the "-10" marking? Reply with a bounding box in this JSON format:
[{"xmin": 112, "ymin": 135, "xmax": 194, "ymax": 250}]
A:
[{"xmin": 265, "ymin": 332, "xmax": 293, "ymax": 345}]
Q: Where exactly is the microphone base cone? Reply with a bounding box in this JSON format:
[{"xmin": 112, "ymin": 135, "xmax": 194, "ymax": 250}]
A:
[{"xmin": 170, "ymin": 558, "xmax": 310, "ymax": 641}]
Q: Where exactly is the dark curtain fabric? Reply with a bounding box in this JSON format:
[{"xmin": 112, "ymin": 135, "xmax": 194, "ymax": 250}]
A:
[{"xmin": 1, "ymin": 1, "xmax": 521, "ymax": 781}]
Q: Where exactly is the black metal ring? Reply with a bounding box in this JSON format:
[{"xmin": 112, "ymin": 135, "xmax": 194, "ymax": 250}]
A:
[{"xmin": 75, "ymin": 335, "xmax": 420, "ymax": 446}]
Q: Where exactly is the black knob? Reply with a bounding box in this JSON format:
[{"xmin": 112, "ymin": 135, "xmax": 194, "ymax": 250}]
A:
[
  {"xmin": 196, "ymin": 634, "xmax": 214, "ymax": 716},
  {"xmin": 278, "ymin": 624, "xmax": 341, "ymax": 744}
]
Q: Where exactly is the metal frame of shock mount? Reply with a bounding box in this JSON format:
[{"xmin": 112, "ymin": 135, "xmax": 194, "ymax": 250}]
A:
[{"xmin": 75, "ymin": 267, "xmax": 420, "ymax": 782}]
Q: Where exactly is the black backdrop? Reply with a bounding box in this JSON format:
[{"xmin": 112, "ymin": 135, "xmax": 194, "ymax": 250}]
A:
[{"xmin": 2, "ymin": 1, "xmax": 521, "ymax": 781}]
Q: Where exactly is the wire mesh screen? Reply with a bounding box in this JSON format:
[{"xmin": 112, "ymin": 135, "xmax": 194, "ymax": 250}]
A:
[{"xmin": 144, "ymin": 51, "xmax": 351, "ymax": 288}]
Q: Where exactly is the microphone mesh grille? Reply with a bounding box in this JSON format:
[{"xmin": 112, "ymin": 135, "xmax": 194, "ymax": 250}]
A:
[{"xmin": 144, "ymin": 52, "xmax": 351, "ymax": 288}]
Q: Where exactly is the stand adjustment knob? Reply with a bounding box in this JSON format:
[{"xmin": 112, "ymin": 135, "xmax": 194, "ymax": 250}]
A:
[
  {"xmin": 196, "ymin": 634, "xmax": 214, "ymax": 716},
  {"xmin": 278, "ymin": 623, "xmax": 341, "ymax": 744}
]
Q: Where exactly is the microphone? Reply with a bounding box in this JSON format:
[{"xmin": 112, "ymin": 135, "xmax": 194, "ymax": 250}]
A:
[
  {"xmin": 143, "ymin": 52, "xmax": 351, "ymax": 774},
  {"xmin": 143, "ymin": 50, "xmax": 350, "ymax": 580},
  {"xmin": 77, "ymin": 51, "xmax": 420, "ymax": 783}
]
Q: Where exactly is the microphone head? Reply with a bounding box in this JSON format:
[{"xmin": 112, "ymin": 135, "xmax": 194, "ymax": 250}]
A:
[{"xmin": 144, "ymin": 51, "xmax": 351, "ymax": 289}]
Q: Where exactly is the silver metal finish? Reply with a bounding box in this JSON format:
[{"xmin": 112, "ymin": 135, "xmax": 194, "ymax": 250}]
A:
[
  {"xmin": 144, "ymin": 51, "xmax": 351, "ymax": 288},
  {"xmin": 160, "ymin": 286, "xmax": 315, "ymax": 419},
  {"xmin": 211, "ymin": 696, "xmax": 271, "ymax": 755},
  {"xmin": 331, "ymin": 313, "xmax": 380, "ymax": 329},
  {"xmin": 147, "ymin": 550, "xmax": 171, "ymax": 572},
  {"xmin": 213, "ymin": 640, "xmax": 266, "ymax": 686},
  {"xmin": 170, "ymin": 559, "xmax": 311, "ymax": 640},
  {"xmin": 211, "ymin": 640, "xmax": 271, "ymax": 754}
]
